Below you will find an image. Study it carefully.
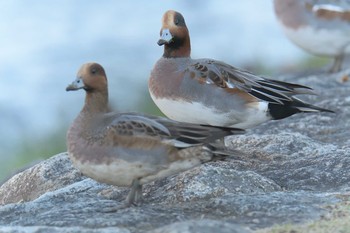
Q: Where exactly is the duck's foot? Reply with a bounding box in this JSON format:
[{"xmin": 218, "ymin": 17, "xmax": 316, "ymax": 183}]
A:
[{"xmin": 97, "ymin": 180, "xmax": 144, "ymax": 212}]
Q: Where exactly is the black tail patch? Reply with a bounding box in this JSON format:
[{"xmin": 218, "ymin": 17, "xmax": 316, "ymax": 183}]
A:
[
  {"xmin": 268, "ymin": 103, "xmax": 301, "ymax": 120},
  {"xmin": 268, "ymin": 98, "xmax": 334, "ymax": 120}
]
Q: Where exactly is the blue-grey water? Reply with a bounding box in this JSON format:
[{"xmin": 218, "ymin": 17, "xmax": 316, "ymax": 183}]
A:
[{"xmin": 0, "ymin": 1, "xmax": 307, "ymax": 178}]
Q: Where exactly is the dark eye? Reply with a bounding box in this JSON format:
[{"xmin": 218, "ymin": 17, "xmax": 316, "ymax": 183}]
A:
[
  {"xmin": 175, "ymin": 19, "xmax": 179, "ymax": 25},
  {"xmin": 91, "ymin": 68, "xmax": 96, "ymax": 74}
]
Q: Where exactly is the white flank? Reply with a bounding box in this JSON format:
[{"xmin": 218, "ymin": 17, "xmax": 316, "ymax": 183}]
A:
[
  {"xmin": 281, "ymin": 24, "xmax": 350, "ymax": 56},
  {"xmin": 239, "ymin": 101, "xmax": 270, "ymax": 128},
  {"xmin": 150, "ymin": 94, "xmax": 270, "ymax": 129}
]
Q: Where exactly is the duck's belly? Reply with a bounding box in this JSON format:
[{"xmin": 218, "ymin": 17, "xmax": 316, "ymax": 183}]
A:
[
  {"xmin": 282, "ymin": 24, "xmax": 350, "ymax": 56},
  {"xmin": 68, "ymin": 150, "xmax": 203, "ymax": 187},
  {"xmin": 151, "ymin": 95, "xmax": 270, "ymax": 129},
  {"xmin": 68, "ymin": 152, "xmax": 148, "ymax": 186}
]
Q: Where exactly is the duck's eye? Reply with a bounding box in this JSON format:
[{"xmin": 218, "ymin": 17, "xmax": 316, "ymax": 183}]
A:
[
  {"xmin": 174, "ymin": 18, "xmax": 179, "ymax": 25},
  {"xmin": 91, "ymin": 68, "xmax": 96, "ymax": 74}
]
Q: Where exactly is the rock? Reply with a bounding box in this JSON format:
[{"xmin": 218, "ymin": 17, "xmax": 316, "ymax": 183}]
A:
[
  {"xmin": 0, "ymin": 153, "xmax": 84, "ymax": 205},
  {"xmin": 144, "ymin": 163, "xmax": 281, "ymax": 204},
  {"xmin": 152, "ymin": 220, "xmax": 251, "ymax": 233},
  {"xmin": 0, "ymin": 70, "xmax": 349, "ymax": 232},
  {"xmin": 225, "ymin": 133, "xmax": 350, "ymax": 192},
  {"xmin": 0, "ymin": 226, "xmax": 129, "ymax": 233}
]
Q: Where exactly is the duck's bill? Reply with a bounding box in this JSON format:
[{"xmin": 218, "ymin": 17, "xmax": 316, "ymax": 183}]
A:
[
  {"xmin": 158, "ymin": 28, "xmax": 173, "ymax": 46},
  {"xmin": 66, "ymin": 78, "xmax": 85, "ymax": 91}
]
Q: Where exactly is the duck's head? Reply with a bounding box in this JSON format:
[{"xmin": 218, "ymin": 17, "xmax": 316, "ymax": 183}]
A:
[
  {"xmin": 66, "ymin": 62, "xmax": 107, "ymax": 93},
  {"xmin": 158, "ymin": 10, "xmax": 191, "ymax": 58}
]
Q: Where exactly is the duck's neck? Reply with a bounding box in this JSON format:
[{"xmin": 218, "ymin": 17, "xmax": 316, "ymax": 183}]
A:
[
  {"xmin": 82, "ymin": 90, "xmax": 109, "ymax": 115},
  {"xmin": 274, "ymin": 0, "xmax": 305, "ymax": 22},
  {"xmin": 163, "ymin": 33, "xmax": 191, "ymax": 58}
]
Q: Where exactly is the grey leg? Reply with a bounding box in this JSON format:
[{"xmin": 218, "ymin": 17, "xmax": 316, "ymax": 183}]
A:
[
  {"xmin": 134, "ymin": 183, "xmax": 143, "ymax": 204},
  {"xmin": 330, "ymin": 54, "xmax": 344, "ymax": 73},
  {"xmin": 126, "ymin": 179, "xmax": 143, "ymax": 206}
]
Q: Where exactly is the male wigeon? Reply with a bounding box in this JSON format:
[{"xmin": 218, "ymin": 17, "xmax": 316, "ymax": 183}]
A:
[
  {"xmin": 149, "ymin": 10, "xmax": 333, "ymax": 129},
  {"xmin": 66, "ymin": 62, "xmax": 243, "ymax": 206},
  {"xmin": 274, "ymin": 0, "xmax": 350, "ymax": 72}
]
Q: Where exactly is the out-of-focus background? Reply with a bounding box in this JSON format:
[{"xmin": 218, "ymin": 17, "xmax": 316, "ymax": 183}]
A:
[{"xmin": 0, "ymin": 0, "xmax": 330, "ymax": 182}]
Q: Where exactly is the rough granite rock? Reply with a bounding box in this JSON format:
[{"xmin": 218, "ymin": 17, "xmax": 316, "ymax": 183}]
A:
[
  {"xmin": 0, "ymin": 70, "xmax": 349, "ymax": 232},
  {"xmin": 0, "ymin": 153, "xmax": 84, "ymax": 205},
  {"xmin": 152, "ymin": 220, "xmax": 251, "ymax": 233}
]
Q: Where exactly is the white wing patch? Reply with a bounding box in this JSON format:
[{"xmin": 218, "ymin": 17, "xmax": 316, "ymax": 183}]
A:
[{"xmin": 313, "ymin": 4, "xmax": 346, "ymax": 13}]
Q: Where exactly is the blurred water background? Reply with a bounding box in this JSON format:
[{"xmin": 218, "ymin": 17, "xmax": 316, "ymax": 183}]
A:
[{"xmin": 0, "ymin": 0, "xmax": 329, "ymax": 182}]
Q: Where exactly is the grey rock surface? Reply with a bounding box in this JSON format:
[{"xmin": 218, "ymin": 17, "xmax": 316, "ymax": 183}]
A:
[
  {"xmin": 152, "ymin": 220, "xmax": 251, "ymax": 233},
  {"xmin": 0, "ymin": 153, "xmax": 84, "ymax": 205},
  {"xmin": 0, "ymin": 70, "xmax": 349, "ymax": 232}
]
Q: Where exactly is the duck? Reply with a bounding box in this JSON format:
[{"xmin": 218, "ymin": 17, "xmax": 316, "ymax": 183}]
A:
[
  {"xmin": 149, "ymin": 10, "xmax": 333, "ymax": 129},
  {"xmin": 66, "ymin": 62, "xmax": 243, "ymax": 206},
  {"xmin": 273, "ymin": 0, "xmax": 350, "ymax": 72}
]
